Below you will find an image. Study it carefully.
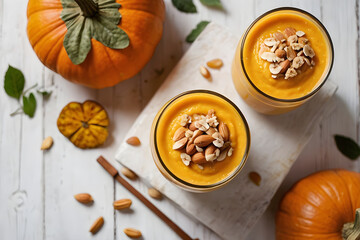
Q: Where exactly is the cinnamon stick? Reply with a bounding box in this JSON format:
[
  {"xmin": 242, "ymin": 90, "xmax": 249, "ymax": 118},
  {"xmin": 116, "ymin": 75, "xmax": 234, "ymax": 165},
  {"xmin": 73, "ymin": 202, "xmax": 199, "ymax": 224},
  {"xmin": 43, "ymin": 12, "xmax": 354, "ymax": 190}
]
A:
[{"xmin": 97, "ymin": 156, "xmax": 194, "ymax": 240}]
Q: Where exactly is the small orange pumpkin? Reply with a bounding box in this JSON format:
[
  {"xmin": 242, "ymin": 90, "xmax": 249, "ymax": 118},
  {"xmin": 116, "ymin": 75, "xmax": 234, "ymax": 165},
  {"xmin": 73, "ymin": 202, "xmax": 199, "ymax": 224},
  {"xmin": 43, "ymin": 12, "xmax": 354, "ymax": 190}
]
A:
[
  {"xmin": 57, "ymin": 100, "xmax": 109, "ymax": 149},
  {"xmin": 276, "ymin": 169, "xmax": 360, "ymax": 240},
  {"xmin": 26, "ymin": 0, "xmax": 165, "ymax": 89}
]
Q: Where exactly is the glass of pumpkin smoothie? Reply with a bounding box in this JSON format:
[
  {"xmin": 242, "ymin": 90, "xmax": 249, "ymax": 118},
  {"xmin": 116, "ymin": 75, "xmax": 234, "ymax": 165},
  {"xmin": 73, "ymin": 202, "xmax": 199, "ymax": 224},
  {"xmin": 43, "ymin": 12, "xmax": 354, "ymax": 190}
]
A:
[
  {"xmin": 232, "ymin": 7, "xmax": 334, "ymax": 114},
  {"xmin": 150, "ymin": 90, "xmax": 250, "ymax": 192}
]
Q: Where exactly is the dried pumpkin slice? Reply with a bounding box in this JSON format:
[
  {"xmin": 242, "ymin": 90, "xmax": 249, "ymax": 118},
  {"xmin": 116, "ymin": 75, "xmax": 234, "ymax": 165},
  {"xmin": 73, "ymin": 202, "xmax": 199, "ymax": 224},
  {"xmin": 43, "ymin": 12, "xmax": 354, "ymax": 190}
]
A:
[{"xmin": 57, "ymin": 100, "xmax": 109, "ymax": 149}]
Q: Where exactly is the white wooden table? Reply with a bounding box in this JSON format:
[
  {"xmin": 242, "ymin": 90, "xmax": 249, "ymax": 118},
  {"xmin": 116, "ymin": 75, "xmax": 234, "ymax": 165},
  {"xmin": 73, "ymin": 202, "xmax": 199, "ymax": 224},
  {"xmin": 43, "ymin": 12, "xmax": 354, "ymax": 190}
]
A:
[{"xmin": 0, "ymin": 0, "xmax": 359, "ymax": 239}]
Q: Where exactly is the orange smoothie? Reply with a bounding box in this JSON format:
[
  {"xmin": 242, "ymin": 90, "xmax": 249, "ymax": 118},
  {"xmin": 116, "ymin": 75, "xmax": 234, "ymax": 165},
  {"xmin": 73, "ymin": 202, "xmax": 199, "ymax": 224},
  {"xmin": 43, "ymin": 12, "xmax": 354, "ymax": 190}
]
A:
[
  {"xmin": 232, "ymin": 8, "xmax": 333, "ymax": 114},
  {"xmin": 151, "ymin": 91, "xmax": 250, "ymax": 189}
]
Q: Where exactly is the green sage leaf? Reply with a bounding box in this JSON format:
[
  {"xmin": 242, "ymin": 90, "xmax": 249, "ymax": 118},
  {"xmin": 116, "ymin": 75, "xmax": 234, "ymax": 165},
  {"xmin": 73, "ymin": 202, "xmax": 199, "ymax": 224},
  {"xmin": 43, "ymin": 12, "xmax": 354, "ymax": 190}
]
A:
[
  {"xmin": 334, "ymin": 135, "xmax": 360, "ymax": 160},
  {"xmin": 200, "ymin": 0, "xmax": 222, "ymax": 8},
  {"xmin": 186, "ymin": 21, "xmax": 210, "ymax": 43},
  {"xmin": 172, "ymin": 0, "xmax": 197, "ymax": 13},
  {"xmin": 63, "ymin": 16, "xmax": 92, "ymax": 65},
  {"xmin": 61, "ymin": 0, "xmax": 129, "ymax": 65},
  {"xmin": 37, "ymin": 88, "xmax": 52, "ymax": 97},
  {"xmin": 4, "ymin": 65, "xmax": 25, "ymax": 100},
  {"xmin": 93, "ymin": 14, "xmax": 129, "ymax": 49},
  {"xmin": 22, "ymin": 93, "xmax": 37, "ymax": 118}
]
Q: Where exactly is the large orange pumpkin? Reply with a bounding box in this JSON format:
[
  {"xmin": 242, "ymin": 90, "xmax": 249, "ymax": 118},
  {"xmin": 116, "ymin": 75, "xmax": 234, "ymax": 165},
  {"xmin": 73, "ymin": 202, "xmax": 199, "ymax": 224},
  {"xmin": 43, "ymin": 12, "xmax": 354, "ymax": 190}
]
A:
[
  {"xmin": 276, "ymin": 169, "xmax": 360, "ymax": 240},
  {"xmin": 26, "ymin": 0, "xmax": 165, "ymax": 89}
]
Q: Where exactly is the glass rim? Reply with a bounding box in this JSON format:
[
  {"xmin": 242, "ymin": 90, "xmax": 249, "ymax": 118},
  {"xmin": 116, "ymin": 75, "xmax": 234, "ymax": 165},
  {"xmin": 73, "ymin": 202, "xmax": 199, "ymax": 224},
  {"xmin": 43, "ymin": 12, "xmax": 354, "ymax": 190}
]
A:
[
  {"xmin": 153, "ymin": 90, "xmax": 251, "ymax": 189},
  {"xmin": 240, "ymin": 7, "xmax": 334, "ymax": 103}
]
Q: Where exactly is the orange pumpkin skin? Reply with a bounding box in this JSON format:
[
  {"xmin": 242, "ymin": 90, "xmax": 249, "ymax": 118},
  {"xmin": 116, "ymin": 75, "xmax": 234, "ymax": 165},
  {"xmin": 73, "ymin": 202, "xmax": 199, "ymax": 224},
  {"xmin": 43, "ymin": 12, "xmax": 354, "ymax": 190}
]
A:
[
  {"xmin": 26, "ymin": 0, "xmax": 165, "ymax": 89},
  {"xmin": 276, "ymin": 169, "xmax": 360, "ymax": 240}
]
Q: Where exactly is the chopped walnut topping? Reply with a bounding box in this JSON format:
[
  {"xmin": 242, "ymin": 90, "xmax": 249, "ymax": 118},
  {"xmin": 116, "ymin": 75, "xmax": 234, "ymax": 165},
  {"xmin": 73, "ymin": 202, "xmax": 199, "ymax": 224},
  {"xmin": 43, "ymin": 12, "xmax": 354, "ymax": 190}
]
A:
[
  {"xmin": 180, "ymin": 153, "xmax": 191, "ymax": 166},
  {"xmin": 296, "ymin": 31, "xmax": 305, "ymax": 37},
  {"xmin": 303, "ymin": 45, "xmax": 315, "ymax": 58},
  {"xmin": 180, "ymin": 114, "xmax": 190, "ymax": 126},
  {"xmin": 303, "ymin": 57, "xmax": 311, "ymax": 66},
  {"xmin": 259, "ymin": 27, "xmax": 316, "ymax": 79},
  {"xmin": 228, "ymin": 148, "xmax": 234, "ymax": 157},
  {"xmin": 285, "ymin": 47, "xmax": 296, "ymax": 61},
  {"xmin": 185, "ymin": 130, "xmax": 193, "ymax": 138},
  {"xmin": 259, "ymin": 43, "xmax": 271, "ymax": 58},
  {"xmin": 298, "ymin": 37, "xmax": 308, "ymax": 45},
  {"xmin": 270, "ymin": 41, "xmax": 280, "ymax": 52},
  {"xmin": 273, "ymin": 32, "xmax": 286, "ymax": 42},
  {"xmin": 174, "ymin": 111, "xmax": 234, "ymax": 167},
  {"xmin": 195, "ymin": 119, "xmax": 209, "ymax": 131},
  {"xmin": 264, "ymin": 38, "xmax": 278, "ymax": 47},
  {"xmin": 292, "ymin": 57, "xmax": 305, "ymax": 69},
  {"xmin": 285, "ymin": 67, "xmax": 297, "ymax": 79},
  {"xmin": 206, "ymin": 110, "xmax": 219, "ymax": 127},
  {"xmin": 269, "ymin": 63, "xmax": 283, "ymax": 74},
  {"xmin": 284, "ymin": 27, "xmax": 296, "ymax": 38},
  {"xmin": 261, "ymin": 52, "xmax": 277, "ymax": 62},
  {"xmin": 212, "ymin": 132, "xmax": 224, "ymax": 148},
  {"xmin": 287, "ymin": 35, "xmax": 298, "ymax": 45},
  {"xmin": 195, "ymin": 145, "xmax": 203, "ymax": 152},
  {"xmin": 291, "ymin": 43, "xmax": 304, "ymax": 51}
]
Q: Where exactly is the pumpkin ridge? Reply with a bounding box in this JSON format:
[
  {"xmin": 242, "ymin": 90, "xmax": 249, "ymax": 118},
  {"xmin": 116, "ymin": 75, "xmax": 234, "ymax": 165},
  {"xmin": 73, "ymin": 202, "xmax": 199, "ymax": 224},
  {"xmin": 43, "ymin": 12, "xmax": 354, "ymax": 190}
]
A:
[
  {"xmin": 309, "ymin": 176, "xmax": 347, "ymax": 220},
  {"xmin": 88, "ymin": 127, "xmax": 100, "ymax": 142},
  {"xmin": 290, "ymin": 187, "xmax": 334, "ymax": 213},
  {"xmin": 119, "ymin": 0, "xmax": 165, "ymax": 20},
  {"xmin": 32, "ymin": 20, "xmax": 66, "ymax": 57},
  {"xmin": 103, "ymin": 45, "xmax": 122, "ymax": 75},
  {"xmin": 43, "ymin": 29, "xmax": 66, "ymax": 66},
  {"xmin": 278, "ymin": 177, "xmax": 346, "ymax": 230},
  {"xmin": 278, "ymin": 210, "xmax": 341, "ymax": 234},
  {"xmin": 119, "ymin": 9, "xmax": 164, "ymax": 44},
  {"xmin": 120, "ymin": 7, "xmax": 165, "ymax": 22},
  {"xmin": 278, "ymin": 230, "xmax": 339, "ymax": 239},
  {"xmin": 55, "ymin": 47, "xmax": 68, "ymax": 74},
  {"xmin": 66, "ymin": 124, "xmax": 83, "ymax": 139},
  {"xmin": 315, "ymin": 172, "xmax": 354, "ymax": 224},
  {"xmin": 28, "ymin": 10, "xmax": 64, "ymax": 47},
  {"xmin": 27, "ymin": 5, "xmax": 63, "ymax": 17},
  {"xmin": 334, "ymin": 170, "xmax": 356, "ymax": 222}
]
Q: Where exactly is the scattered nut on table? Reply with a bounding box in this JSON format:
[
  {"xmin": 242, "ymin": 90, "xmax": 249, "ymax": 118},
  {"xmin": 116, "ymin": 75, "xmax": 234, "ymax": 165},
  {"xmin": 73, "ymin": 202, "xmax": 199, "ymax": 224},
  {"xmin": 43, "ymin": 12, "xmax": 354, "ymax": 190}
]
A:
[
  {"xmin": 124, "ymin": 228, "xmax": 142, "ymax": 238},
  {"xmin": 121, "ymin": 167, "xmax": 138, "ymax": 180},
  {"xmin": 113, "ymin": 199, "xmax": 132, "ymax": 210},
  {"xmin": 89, "ymin": 217, "xmax": 104, "ymax": 234},
  {"xmin": 148, "ymin": 187, "xmax": 162, "ymax": 200},
  {"xmin": 40, "ymin": 136, "xmax": 53, "ymax": 150},
  {"xmin": 126, "ymin": 136, "xmax": 141, "ymax": 146},
  {"xmin": 74, "ymin": 193, "xmax": 94, "ymax": 204}
]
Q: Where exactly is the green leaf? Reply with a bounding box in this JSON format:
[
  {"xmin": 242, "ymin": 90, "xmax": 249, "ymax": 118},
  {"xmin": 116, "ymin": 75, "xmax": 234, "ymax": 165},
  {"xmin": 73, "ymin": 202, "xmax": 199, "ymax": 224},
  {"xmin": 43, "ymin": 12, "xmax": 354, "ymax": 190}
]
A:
[
  {"xmin": 186, "ymin": 21, "xmax": 210, "ymax": 43},
  {"xmin": 62, "ymin": 16, "xmax": 93, "ymax": 65},
  {"xmin": 172, "ymin": 0, "xmax": 197, "ymax": 13},
  {"xmin": 93, "ymin": 14, "xmax": 129, "ymax": 49},
  {"xmin": 61, "ymin": 0, "xmax": 129, "ymax": 65},
  {"xmin": 37, "ymin": 88, "xmax": 52, "ymax": 97},
  {"xmin": 22, "ymin": 93, "xmax": 37, "ymax": 118},
  {"xmin": 200, "ymin": 0, "xmax": 222, "ymax": 8},
  {"xmin": 334, "ymin": 135, "xmax": 360, "ymax": 160},
  {"xmin": 4, "ymin": 65, "xmax": 25, "ymax": 100}
]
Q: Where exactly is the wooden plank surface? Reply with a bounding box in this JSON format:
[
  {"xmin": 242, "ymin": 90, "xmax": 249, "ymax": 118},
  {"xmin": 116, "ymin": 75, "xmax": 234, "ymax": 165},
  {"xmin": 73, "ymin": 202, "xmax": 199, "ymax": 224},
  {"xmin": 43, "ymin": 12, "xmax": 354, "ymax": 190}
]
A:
[{"xmin": 0, "ymin": 0, "xmax": 359, "ymax": 240}]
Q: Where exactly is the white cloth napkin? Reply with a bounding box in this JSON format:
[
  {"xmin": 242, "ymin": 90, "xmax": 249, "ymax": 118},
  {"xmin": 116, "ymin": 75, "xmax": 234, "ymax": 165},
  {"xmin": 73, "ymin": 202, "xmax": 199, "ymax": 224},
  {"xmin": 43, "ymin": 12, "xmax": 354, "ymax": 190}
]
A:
[{"xmin": 115, "ymin": 23, "xmax": 337, "ymax": 240}]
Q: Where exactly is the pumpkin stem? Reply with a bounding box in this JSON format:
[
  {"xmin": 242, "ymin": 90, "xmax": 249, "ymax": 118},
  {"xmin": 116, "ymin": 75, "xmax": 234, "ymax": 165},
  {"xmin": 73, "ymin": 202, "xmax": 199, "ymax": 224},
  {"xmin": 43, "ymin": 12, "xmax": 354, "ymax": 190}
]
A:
[
  {"xmin": 342, "ymin": 209, "xmax": 360, "ymax": 240},
  {"xmin": 74, "ymin": 0, "xmax": 98, "ymax": 17}
]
